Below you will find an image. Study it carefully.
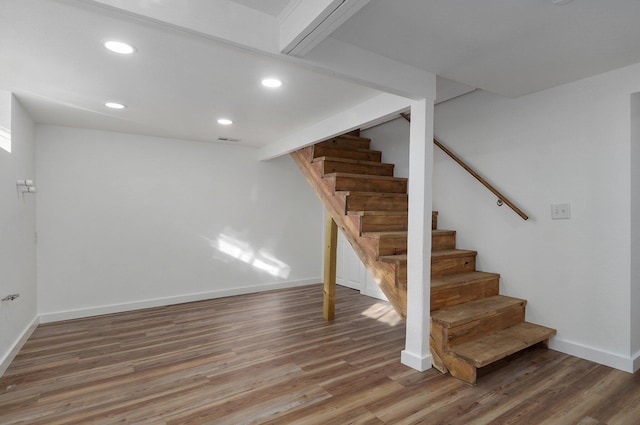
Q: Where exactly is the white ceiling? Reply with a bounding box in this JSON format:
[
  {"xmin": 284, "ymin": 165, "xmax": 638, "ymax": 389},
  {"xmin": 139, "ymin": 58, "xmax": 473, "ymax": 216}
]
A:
[
  {"xmin": 230, "ymin": 0, "xmax": 291, "ymax": 17},
  {"xmin": 0, "ymin": 0, "xmax": 381, "ymax": 147},
  {"xmin": 2, "ymin": 0, "xmax": 640, "ymax": 149},
  {"xmin": 332, "ymin": 0, "xmax": 640, "ymax": 97}
]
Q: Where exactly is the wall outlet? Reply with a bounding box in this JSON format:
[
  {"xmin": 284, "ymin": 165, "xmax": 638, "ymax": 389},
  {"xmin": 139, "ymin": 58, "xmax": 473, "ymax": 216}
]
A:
[{"xmin": 551, "ymin": 203, "xmax": 571, "ymax": 219}]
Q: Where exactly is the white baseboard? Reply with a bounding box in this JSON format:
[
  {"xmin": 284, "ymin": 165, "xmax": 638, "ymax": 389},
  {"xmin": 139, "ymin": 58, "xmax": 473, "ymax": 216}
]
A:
[
  {"xmin": 401, "ymin": 349, "xmax": 432, "ymax": 372},
  {"xmin": 0, "ymin": 316, "xmax": 39, "ymax": 377},
  {"xmin": 337, "ymin": 277, "xmax": 388, "ymax": 301},
  {"xmin": 361, "ymin": 286, "xmax": 387, "ymax": 301},
  {"xmin": 550, "ymin": 337, "xmax": 637, "ymax": 373},
  {"xmin": 336, "ymin": 277, "xmax": 360, "ymax": 290},
  {"xmin": 39, "ymin": 278, "xmax": 320, "ymax": 323},
  {"xmin": 399, "ymin": 338, "xmax": 637, "ymax": 374}
]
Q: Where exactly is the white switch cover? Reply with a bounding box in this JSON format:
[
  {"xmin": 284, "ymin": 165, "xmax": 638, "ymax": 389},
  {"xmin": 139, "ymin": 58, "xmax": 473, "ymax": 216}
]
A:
[{"xmin": 551, "ymin": 203, "xmax": 571, "ymax": 219}]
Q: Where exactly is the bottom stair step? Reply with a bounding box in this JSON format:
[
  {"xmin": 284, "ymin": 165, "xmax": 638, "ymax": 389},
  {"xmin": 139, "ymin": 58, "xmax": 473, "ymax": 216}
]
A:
[{"xmin": 451, "ymin": 322, "xmax": 557, "ymax": 367}]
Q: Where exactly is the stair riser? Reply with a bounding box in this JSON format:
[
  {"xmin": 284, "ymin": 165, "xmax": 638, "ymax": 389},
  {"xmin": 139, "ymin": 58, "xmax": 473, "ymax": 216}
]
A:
[
  {"xmin": 360, "ymin": 215, "xmax": 408, "ymax": 233},
  {"xmin": 374, "ymin": 231, "xmax": 456, "ymax": 257},
  {"xmin": 432, "ymin": 233, "xmax": 456, "ymax": 251},
  {"xmin": 439, "ymin": 303, "xmax": 526, "ymax": 349},
  {"xmin": 345, "ymin": 195, "xmax": 408, "ymax": 213},
  {"xmin": 431, "ymin": 256, "xmax": 476, "ymax": 278},
  {"xmin": 333, "ymin": 176, "xmax": 407, "ymax": 194},
  {"xmin": 316, "ymin": 137, "xmax": 371, "ymax": 150},
  {"xmin": 431, "ymin": 279, "xmax": 500, "ymax": 311},
  {"xmin": 313, "ymin": 145, "xmax": 381, "ymax": 162},
  {"xmin": 430, "ymin": 328, "xmax": 477, "ymax": 384},
  {"xmin": 321, "ymin": 160, "xmax": 394, "ymax": 177},
  {"xmin": 377, "ymin": 236, "xmax": 407, "ymax": 257}
]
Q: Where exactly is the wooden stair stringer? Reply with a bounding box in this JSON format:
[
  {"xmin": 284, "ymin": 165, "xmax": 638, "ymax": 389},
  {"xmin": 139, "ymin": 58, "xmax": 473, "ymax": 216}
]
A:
[{"xmin": 290, "ymin": 147, "xmax": 406, "ymax": 318}]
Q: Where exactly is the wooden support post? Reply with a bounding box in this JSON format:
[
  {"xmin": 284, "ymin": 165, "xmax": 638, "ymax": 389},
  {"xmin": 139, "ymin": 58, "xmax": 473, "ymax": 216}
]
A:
[{"xmin": 323, "ymin": 214, "xmax": 338, "ymax": 321}]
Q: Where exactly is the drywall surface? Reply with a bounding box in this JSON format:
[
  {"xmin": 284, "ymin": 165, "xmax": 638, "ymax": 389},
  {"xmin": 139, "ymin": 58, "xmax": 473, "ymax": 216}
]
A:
[
  {"xmin": 434, "ymin": 62, "xmax": 640, "ymax": 371},
  {"xmin": 336, "ymin": 231, "xmax": 386, "ymax": 300},
  {"xmin": 631, "ymin": 92, "xmax": 640, "ymax": 368},
  {"xmin": 0, "ymin": 95, "xmax": 37, "ymax": 375},
  {"xmin": 334, "ymin": 62, "xmax": 640, "ymax": 371},
  {"xmin": 365, "ymin": 117, "xmax": 410, "ymax": 178},
  {"xmin": 36, "ymin": 126, "xmax": 322, "ymax": 321}
]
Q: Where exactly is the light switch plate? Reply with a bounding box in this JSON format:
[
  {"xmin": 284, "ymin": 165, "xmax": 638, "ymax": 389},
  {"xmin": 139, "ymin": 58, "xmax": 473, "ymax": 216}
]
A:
[{"xmin": 551, "ymin": 203, "xmax": 571, "ymax": 219}]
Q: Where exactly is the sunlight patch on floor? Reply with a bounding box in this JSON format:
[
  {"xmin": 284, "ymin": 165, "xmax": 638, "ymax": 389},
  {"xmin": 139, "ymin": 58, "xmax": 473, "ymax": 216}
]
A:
[{"xmin": 361, "ymin": 302, "xmax": 403, "ymax": 326}]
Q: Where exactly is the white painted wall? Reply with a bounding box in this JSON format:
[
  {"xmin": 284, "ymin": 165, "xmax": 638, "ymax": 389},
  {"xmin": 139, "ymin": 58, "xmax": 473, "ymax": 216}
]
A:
[
  {"xmin": 334, "ymin": 62, "xmax": 640, "ymax": 372},
  {"xmin": 0, "ymin": 95, "xmax": 38, "ymax": 375},
  {"xmin": 36, "ymin": 126, "xmax": 323, "ymax": 322},
  {"xmin": 434, "ymin": 63, "xmax": 640, "ymax": 372},
  {"xmin": 336, "ymin": 231, "xmax": 385, "ymax": 299},
  {"xmin": 365, "ymin": 118, "xmax": 410, "ymax": 178},
  {"xmin": 631, "ymin": 92, "xmax": 640, "ymax": 368}
]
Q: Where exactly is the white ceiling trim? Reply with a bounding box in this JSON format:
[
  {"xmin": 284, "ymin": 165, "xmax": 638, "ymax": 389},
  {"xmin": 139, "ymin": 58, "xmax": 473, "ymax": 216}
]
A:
[
  {"xmin": 258, "ymin": 92, "xmax": 412, "ymax": 160},
  {"xmin": 302, "ymin": 37, "xmax": 436, "ymax": 101},
  {"xmin": 279, "ymin": 0, "xmax": 370, "ymax": 56},
  {"xmin": 82, "ymin": 0, "xmax": 280, "ymax": 53}
]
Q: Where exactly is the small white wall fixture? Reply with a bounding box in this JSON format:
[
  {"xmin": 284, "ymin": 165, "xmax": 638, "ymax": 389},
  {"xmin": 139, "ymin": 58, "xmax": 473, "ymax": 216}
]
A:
[{"xmin": 16, "ymin": 179, "xmax": 36, "ymax": 193}]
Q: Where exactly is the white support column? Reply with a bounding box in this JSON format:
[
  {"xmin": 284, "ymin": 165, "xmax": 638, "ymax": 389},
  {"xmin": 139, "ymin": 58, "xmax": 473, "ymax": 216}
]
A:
[{"xmin": 401, "ymin": 98, "xmax": 434, "ymax": 371}]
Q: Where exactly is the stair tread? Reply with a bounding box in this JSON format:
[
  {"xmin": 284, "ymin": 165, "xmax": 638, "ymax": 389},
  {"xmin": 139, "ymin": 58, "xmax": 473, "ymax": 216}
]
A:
[
  {"xmin": 431, "ymin": 295, "xmax": 526, "ymax": 328},
  {"xmin": 433, "ymin": 229, "xmax": 456, "ymax": 235},
  {"xmin": 312, "ymin": 145, "xmax": 381, "ymax": 161},
  {"xmin": 348, "ymin": 210, "xmax": 409, "ymax": 216},
  {"xmin": 316, "ymin": 146, "xmax": 381, "ymax": 154},
  {"xmin": 325, "ymin": 172, "xmax": 408, "ymax": 182},
  {"xmin": 379, "ymin": 250, "xmax": 476, "ymax": 268},
  {"xmin": 312, "ymin": 156, "xmax": 394, "ymax": 167},
  {"xmin": 362, "ymin": 230, "xmax": 452, "ymax": 238},
  {"xmin": 432, "ymin": 249, "xmax": 477, "ymax": 259},
  {"xmin": 378, "ymin": 249, "xmax": 476, "ymax": 264},
  {"xmin": 338, "ymin": 191, "xmax": 408, "ymax": 197},
  {"xmin": 362, "ymin": 231, "xmax": 407, "ymax": 238},
  {"xmin": 336, "ymin": 134, "xmax": 371, "ymax": 142},
  {"xmin": 378, "ymin": 254, "xmax": 407, "ymax": 264},
  {"xmin": 450, "ymin": 322, "xmax": 557, "ymax": 367},
  {"xmin": 431, "ymin": 271, "xmax": 500, "ymax": 289}
]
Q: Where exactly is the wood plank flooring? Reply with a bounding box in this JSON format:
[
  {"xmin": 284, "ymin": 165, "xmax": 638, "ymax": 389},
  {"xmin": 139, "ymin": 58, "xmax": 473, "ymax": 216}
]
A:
[{"xmin": 1, "ymin": 284, "xmax": 638, "ymax": 424}]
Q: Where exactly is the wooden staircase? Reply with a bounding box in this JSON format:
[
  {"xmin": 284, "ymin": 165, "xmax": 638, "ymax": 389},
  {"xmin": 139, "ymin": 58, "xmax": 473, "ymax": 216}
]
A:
[{"xmin": 291, "ymin": 133, "xmax": 556, "ymax": 385}]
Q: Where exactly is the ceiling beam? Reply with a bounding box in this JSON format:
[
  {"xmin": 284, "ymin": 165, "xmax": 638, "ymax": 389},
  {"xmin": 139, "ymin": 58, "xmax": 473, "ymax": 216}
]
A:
[
  {"xmin": 80, "ymin": 0, "xmax": 280, "ymax": 53},
  {"xmin": 278, "ymin": 0, "xmax": 370, "ymax": 56},
  {"xmin": 258, "ymin": 92, "xmax": 412, "ymax": 161},
  {"xmin": 301, "ymin": 37, "xmax": 436, "ymax": 101}
]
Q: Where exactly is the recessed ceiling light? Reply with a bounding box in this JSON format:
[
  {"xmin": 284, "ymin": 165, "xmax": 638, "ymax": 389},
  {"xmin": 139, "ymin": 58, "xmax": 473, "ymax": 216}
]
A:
[
  {"xmin": 217, "ymin": 118, "xmax": 233, "ymax": 125},
  {"xmin": 104, "ymin": 40, "xmax": 135, "ymax": 54},
  {"xmin": 551, "ymin": 0, "xmax": 574, "ymax": 5},
  {"xmin": 105, "ymin": 102, "xmax": 126, "ymax": 109},
  {"xmin": 261, "ymin": 78, "xmax": 282, "ymax": 88}
]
